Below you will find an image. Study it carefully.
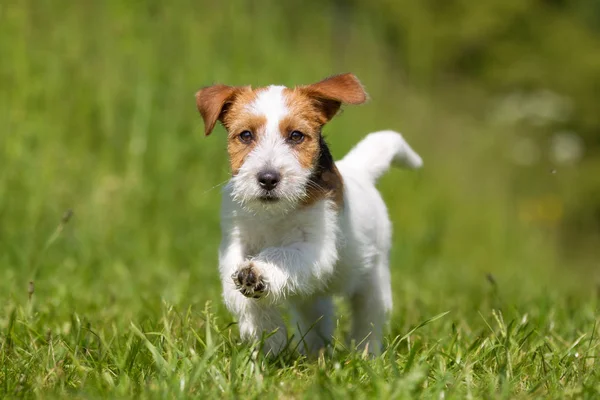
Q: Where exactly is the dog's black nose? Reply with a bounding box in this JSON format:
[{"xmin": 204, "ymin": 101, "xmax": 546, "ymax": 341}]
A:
[{"xmin": 257, "ymin": 170, "xmax": 280, "ymax": 191}]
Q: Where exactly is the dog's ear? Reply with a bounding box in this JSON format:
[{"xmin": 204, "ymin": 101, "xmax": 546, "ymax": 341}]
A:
[
  {"xmin": 300, "ymin": 73, "xmax": 368, "ymax": 122},
  {"xmin": 195, "ymin": 85, "xmax": 241, "ymax": 136}
]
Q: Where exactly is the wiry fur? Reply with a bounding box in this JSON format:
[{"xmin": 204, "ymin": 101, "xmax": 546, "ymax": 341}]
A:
[{"xmin": 196, "ymin": 74, "xmax": 423, "ymax": 356}]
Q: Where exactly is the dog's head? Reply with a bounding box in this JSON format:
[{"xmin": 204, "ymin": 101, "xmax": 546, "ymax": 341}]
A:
[{"xmin": 196, "ymin": 73, "xmax": 367, "ymax": 214}]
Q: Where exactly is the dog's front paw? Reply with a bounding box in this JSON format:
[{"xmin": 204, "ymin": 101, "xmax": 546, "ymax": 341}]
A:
[{"xmin": 232, "ymin": 262, "xmax": 268, "ymax": 299}]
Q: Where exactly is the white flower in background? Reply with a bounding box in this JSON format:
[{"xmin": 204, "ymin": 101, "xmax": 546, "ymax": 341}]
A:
[
  {"xmin": 550, "ymin": 131, "xmax": 584, "ymax": 165},
  {"xmin": 489, "ymin": 90, "xmax": 573, "ymax": 127},
  {"xmin": 511, "ymin": 136, "xmax": 541, "ymax": 166}
]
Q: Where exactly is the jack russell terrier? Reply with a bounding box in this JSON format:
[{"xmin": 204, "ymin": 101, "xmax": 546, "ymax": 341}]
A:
[{"xmin": 195, "ymin": 73, "xmax": 422, "ymax": 356}]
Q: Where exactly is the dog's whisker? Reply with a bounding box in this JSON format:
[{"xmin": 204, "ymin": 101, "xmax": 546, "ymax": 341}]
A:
[{"xmin": 201, "ymin": 179, "xmax": 230, "ymax": 195}]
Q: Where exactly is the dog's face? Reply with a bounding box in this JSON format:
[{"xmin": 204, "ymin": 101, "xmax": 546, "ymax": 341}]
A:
[{"xmin": 196, "ymin": 74, "xmax": 367, "ymax": 213}]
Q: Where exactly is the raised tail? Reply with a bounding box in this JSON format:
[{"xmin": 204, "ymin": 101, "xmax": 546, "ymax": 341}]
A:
[{"xmin": 339, "ymin": 130, "xmax": 422, "ymax": 182}]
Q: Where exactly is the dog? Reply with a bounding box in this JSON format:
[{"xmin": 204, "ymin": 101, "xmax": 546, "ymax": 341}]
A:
[{"xmin": 195, "ymin": 73, "xmax": 422, "ymax": 356}]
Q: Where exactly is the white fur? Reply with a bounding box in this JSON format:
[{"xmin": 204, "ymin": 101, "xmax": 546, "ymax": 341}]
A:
[
  {"xmin": 245, "ymin": 85, "xmax": 288, "ymax": 132},
  {"xmin": 220, "ymin": 126, "xmax": 422, "ymax": 356}
]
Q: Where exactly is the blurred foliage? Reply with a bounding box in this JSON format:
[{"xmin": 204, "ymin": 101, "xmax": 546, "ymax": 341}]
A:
[{"xmin": 352, "ymin": 0, "xmax": 600, "ymax": 259}]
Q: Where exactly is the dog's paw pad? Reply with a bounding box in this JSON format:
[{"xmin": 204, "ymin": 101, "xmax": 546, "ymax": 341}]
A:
[{"xmin": 232, "ymin": 264, "xmax": 267, "ymax": 299}]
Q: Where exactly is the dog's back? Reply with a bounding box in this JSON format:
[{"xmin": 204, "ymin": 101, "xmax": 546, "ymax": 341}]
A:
[{"xmin": 327, "ymin": 131, "xmax": 422, "ymax": 348}]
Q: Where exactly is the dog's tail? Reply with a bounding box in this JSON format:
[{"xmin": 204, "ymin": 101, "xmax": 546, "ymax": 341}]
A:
[{"xmin": 339, "ymin": 130, "xmax": 423, "ymax": 183}]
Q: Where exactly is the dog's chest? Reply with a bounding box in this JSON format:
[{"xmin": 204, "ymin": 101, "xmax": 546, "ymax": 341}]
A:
[
  {"xmin": 234, "ymin": 203, "xmax": 333, "ymax": 257},
  {"xmin": 236, "ymin": 215, "xmax": 308, "ymax": 256}
]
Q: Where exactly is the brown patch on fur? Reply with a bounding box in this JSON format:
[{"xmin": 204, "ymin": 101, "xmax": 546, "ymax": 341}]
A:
[
  {"xmin": 279, "ymin": 114, "xmax": 320, "ymax": 170},
  {"xmin": 196, "ymin": 85, "xmax": 270, "ymax": 174},
  {"xmin": 278, "ymin": 89, "xmax": 324, "ymax": 170},
  {"xmin": 226, "ymin": 114, "xmax": 266, "ymax": 174},
  {"xmin": 297, "ymin": 73, "xmax": 368, "ymax": 122},
  {"xmin": 222, "ymin": 88, "xmax": 269, "ymax": 174},
  {"xmin": 280, "ymin": 81, "xmax": 353, "ymax": 169},
  {"xmin": 279, "ymin": 80, "xmax": 366, "ymax": 208},
  {"xmin": 285, "ymin": 74, "xmax": 367, "ymax": 207},
  {"xmin": 196, "ymin": 85, "xmax": 245, "ymax": 136}
]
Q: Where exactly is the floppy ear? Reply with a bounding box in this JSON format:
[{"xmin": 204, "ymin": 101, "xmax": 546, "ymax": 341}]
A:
[
  {"xmin": 300, "ymin": 73, "xmax": 368, "ymax": 122},
  {"xmin": 195, "ymin": 84, "xmax": 239, "ymax": 136}
]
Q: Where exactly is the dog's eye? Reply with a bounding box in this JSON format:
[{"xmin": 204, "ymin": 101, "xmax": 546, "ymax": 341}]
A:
[
  {"xmin": 288, "ymin": 131, "xmax": 304, "ymax": 143},
  {"xmin": 238, "ymin": 130, "xmax": 253, "ymax": 143}
]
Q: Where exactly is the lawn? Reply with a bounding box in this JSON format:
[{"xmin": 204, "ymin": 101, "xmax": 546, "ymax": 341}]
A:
[{"xmin": 1, "ymin": 1, "xmax": 598, "ymax": 398}]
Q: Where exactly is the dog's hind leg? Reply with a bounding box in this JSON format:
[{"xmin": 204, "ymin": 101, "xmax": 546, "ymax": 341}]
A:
[
  {"xmin": 349, "ymin": 255, "xmax": 393, "ymax": 356},
  {"xmin": 290, "ymin": 296, "xmax": 335, "ymax": 356}
]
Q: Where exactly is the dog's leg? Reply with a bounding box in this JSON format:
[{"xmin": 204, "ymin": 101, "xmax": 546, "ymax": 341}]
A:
[
  {"xmin": 248, "ymin": 241, "xmax": 338, "ymax": 301},
  {"xmin": 222, "ymin": 279, "xmax": 288, "ymax": 356},
  {"xmin": 290, "ymin": 296, "xmax": 335, "ymax": 356},
  {"xmin": 220, "ymin": 230, "xmax": 287, "ymax": 356},
  {"xmin": 231, "ymin": 292, "xmax": 288, "ymax": 355},
  {"xmin": 231, "ymin": 240, "xmax": 336, "ymax": 354},
  {"xmin": 349, "ymin": 256, "xmax": 393, "ymax": 356}
]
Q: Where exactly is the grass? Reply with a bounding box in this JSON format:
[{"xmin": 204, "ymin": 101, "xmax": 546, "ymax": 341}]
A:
[
  {"xmin": 2, "ymin": 240, "xmax": 599, "ymax": 398},
  {"xmin": 1, "ymin": 1, "xmax": 599, "ymax": 398}
]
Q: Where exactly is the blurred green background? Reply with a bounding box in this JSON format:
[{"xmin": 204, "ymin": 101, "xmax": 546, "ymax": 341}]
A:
[{"xmin": 1, "ymin": 0, "xmax": 599, "ymax": 326}]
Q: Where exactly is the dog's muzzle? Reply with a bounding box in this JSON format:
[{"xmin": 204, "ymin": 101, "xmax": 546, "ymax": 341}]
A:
[{"xmin": 257, "ymin": 169, "xmax": 281, "ymax": 202}]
